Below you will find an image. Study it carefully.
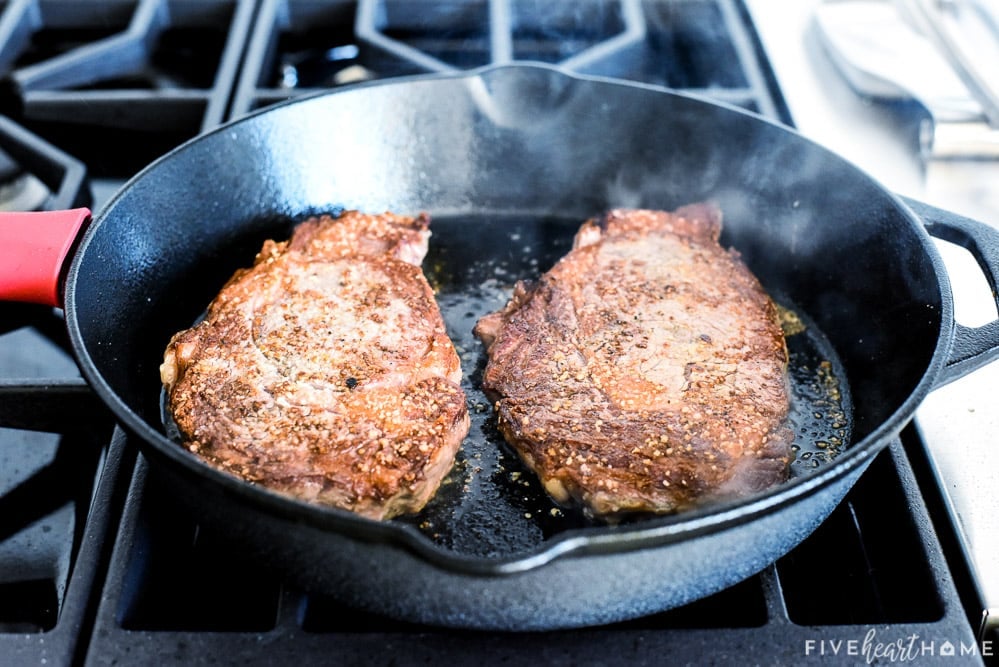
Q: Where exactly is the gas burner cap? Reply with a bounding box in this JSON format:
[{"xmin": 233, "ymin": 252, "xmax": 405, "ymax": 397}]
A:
[
  {"xmin": 0, "ymin": 172, "xmax": 51, "ymax": 212},
  {"xmin": 0, "ymin": 146, "xmax": 51, "ymax": 211}
]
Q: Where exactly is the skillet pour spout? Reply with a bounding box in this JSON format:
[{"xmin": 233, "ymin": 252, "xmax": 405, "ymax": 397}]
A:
[{"xmin": 2, "ymin": 63, "xmax": 999, "ymax": 630}]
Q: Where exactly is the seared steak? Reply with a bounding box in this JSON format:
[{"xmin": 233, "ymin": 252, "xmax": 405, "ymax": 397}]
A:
[
  {"xmin": 161, "ymin": 211, "xmax": 469, "ymax": 520},
  {"xmin": 474, "ymin": 204, "xmax": 792, "ymax": 518}
]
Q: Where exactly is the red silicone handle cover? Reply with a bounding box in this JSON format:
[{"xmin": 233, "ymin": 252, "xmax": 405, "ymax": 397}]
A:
[{"xmin": 0, "ymin": 208, "xmax": 92, "ymax": 308}]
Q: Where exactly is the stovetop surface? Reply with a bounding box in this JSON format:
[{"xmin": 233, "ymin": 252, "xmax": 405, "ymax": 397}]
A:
[{"xmin": 0, "ymin": 1, "xmax": 991, "ymax": 664}]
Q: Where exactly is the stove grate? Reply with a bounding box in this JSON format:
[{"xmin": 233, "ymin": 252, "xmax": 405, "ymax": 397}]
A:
[
  {"xmin": 0, "ymin": 0, "xmax": 256, "ymax": 203},
  {"xmin": 231, "ymin": 0, "xmax": 791, "ymax": 122}
]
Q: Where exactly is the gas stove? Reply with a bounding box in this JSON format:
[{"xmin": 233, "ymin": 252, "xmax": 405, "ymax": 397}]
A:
[{"xmin": 0, "ymin": 1, "xmax": 993, "ymax": 664}]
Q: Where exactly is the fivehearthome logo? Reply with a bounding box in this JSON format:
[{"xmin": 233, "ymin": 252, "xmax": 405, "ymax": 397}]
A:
[{"xmin": 803, "ymin": 629, "xmax": 993, "ymax": 663}]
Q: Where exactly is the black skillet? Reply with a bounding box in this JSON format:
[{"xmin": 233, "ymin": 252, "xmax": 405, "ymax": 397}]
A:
[{"xmin": 1, "ymin": 64, "xmax": 998, "ymax": 630}]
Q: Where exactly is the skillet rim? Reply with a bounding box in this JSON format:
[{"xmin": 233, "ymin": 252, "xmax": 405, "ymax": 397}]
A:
[{"xmin": 61, "ymin": 62, "xmax": 955, "ymax": 575}]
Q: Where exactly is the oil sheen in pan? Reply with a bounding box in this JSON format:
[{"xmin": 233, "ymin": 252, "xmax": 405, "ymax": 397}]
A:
[
  {"xmin": 159, "ymin": 212, "xmax": 852, "ymax": 560},
  {"xmin": 403, "ymin": 212, "xmax": 853, "ymax": 558}
]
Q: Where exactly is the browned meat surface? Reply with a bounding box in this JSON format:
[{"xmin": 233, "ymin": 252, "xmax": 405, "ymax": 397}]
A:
[
  {"xmin": 474, "ymin": 204, "xmax": 792, "ymax": 519},
  {"xmin": 161, "ymin": 211, "xmax": 469, "ymax": 520}
]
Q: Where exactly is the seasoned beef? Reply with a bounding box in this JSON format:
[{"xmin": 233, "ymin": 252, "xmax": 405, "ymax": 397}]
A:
[
  {"xmin": 161, "ymin": 211, "xmax": 469, "ymax": 520},
  {"xmin": 474, "ymin": 204, "xmax": 793, "ymax": 519}
]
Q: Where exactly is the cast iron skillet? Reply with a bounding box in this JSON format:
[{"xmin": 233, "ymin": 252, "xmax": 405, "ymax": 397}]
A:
[{"xmin": 2, "ymin": 64, "xmax": 998, "ymax": 630}]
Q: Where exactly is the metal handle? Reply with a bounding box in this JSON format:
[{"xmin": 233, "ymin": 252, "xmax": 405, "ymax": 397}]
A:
[
  {"xmin": 904, "ymin": 196, "xmax": 999, "ymax": 386},
  {"xmin": 814, "ymin": 0, "xmax": 999, "ymax": 158},
  {"xmin": 813, "ymin": 1, "xmax": 981, "ymax": 122},
  {"xmin": 895, "ymin": 0, "xmax": 999, "ymax": 129}
]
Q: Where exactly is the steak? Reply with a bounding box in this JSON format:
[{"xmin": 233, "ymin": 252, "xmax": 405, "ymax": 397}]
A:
[
  {"xmin": 474, "ymin": 204, "xmax": 793, "ymax": 519},
  {"xmin": 160, "ymin": 210, "xmax": 470, "ymax": 520}
]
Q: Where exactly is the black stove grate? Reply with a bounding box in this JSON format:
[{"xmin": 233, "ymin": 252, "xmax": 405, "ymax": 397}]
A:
[
  {"xmin": 0, "ymin": 1, "xmax": 990, "ymax": 665},
  {"xmin": 0, "ymin": 0, "xmax": 257, "ymax": 208},
  {"xmin": 230, "ymin": 0, "xmax": 791, "ymax": 122}
]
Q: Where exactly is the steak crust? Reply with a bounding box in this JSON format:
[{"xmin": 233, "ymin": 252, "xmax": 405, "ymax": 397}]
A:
[
  {"xmin": 474, "ymin": 204, "xmax": 793, "ymax": 519},
  {"xmin": 161, "ymin": 211, "xmax": 469, "ymax": 520}
]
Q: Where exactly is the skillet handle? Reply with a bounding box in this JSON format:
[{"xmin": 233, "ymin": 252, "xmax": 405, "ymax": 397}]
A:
[
  {"xmin": 0, "ymin": 208, "xmax": 91, "ymax": 308},
  {"xmin": 903, "ymin": 197, "xmax": 999, "ymax": 386}
]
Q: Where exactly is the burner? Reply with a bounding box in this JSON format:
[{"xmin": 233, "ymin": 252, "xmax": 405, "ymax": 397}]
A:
[
  {"xmin": 276, "ymin": 42, "xmax": 372, "ymax": 89},
  {"xmin": 0, "ymin": 147, "xmax": 50, "ymax": 212},
  {"xmin": 0, "ymin": 114, "xmax": 86, "ymax": 210}
]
